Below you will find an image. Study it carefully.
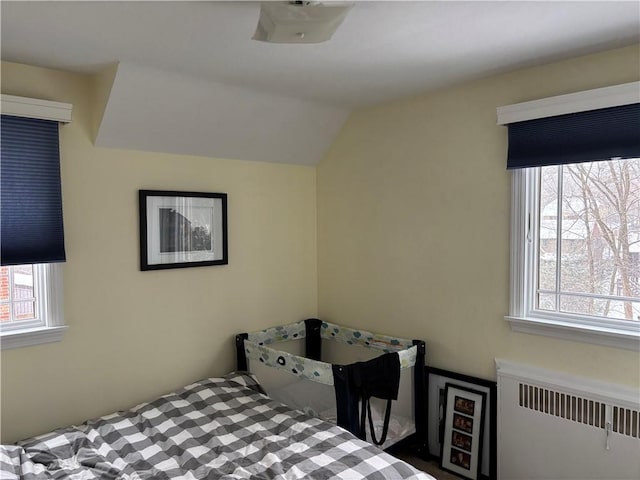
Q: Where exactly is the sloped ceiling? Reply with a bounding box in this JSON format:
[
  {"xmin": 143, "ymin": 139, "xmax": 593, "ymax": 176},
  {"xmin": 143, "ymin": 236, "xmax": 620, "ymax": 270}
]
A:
[
  {"xmin": 2, "ymin": 1, "xmax": 639, "ymax": 165},
  {"xmin": 95, "ymin": 62, "xmax": 349, "ymax": 165}
]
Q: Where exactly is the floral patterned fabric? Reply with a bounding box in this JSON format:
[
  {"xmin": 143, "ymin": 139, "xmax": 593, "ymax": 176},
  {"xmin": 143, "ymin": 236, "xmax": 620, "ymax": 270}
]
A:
[{"xmin": 243, "ymin": 321, "xmax": 419, "ymax": 385}]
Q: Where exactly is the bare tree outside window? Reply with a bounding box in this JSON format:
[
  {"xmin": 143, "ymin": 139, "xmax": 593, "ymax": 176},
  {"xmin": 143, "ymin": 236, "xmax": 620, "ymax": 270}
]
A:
[{"xmin": 537, "ymin": 158, "xmax": 640, "ymax": 321}]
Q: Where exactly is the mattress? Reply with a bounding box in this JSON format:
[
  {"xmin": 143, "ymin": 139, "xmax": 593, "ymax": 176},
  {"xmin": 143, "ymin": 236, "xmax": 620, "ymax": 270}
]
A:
[
  {"xmin": 267, "ymin": 379, "xmax": 416, "ymax": 450},
  {"xmin": 1, "ymin": 372, "xmax": 434, "ymax": 480}
]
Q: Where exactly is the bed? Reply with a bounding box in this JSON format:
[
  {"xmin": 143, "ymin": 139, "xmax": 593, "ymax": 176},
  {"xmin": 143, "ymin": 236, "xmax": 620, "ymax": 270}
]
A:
[
  {"xmin": 1, "ymin": 372, "xmax": 435, "ymax": 479},
  {"xmin": 236, "ymin": 319, "xmax": 427, "ymax": 451}
]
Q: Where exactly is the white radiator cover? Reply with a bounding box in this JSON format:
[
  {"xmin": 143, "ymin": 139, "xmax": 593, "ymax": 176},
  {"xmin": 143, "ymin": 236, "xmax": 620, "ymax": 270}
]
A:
[{"xmin": 496, "ymin": 359, "xmax": 640, "ymax": 480}]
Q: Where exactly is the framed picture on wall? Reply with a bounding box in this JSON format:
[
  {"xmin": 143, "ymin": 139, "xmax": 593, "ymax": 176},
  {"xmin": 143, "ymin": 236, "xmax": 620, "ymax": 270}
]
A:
[
  {"xmin": 426, "ymin": 366, "xmax": 496, "ymax": 479},
  {"xmin": 440, "ymin": 384, "xmax": 487, "ymax": 480},
  {"xmin": 139, "ymin": 190, "xmax": 228, "ymax": 270}
]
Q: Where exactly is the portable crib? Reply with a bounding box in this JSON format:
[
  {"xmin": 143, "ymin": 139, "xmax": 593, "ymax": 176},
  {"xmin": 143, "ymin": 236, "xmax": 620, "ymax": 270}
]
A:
[{"xmin": 236, "ymin": 318, "xmax": 427, "ymax": 451}]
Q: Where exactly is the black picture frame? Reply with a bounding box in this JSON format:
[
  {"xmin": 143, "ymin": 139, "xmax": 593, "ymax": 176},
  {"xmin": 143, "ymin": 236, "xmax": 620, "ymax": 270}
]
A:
[
  {"xmin": 426, "ymin": 366, "xmax": 497, "ymax": 480},
  {"xmin": 440, "ymin": 384, "xmax": 486, "ymax": 480},
  {"xmin": 139, "ymin": 190, "xmax": 228, "ymax": 271}
]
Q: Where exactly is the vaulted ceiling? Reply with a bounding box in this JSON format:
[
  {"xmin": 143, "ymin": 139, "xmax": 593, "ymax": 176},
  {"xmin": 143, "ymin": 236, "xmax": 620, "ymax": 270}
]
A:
[{"xmin": 2, "ymin": 1, "xmax": 638, "ymax": 165}]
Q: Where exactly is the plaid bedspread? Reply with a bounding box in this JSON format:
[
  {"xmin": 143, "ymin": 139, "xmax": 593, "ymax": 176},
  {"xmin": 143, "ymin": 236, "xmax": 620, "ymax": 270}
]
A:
[{"xmin": 1, "ymin": 372, "xmax": 434, "ymax": 479}]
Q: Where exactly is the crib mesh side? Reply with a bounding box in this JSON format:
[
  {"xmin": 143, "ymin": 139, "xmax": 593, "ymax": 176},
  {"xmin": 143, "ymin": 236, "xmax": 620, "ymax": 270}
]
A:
[
  {"xmin": 244, "ymin": 338, "xmax": 339, "ymax": 420},
  {"xmin": 324, "ymin": 340, "xmax": 418, "ymax": 448},
  {"xmin": 239, "ymin": 321, "xmax": 425, "ymax": 450}
]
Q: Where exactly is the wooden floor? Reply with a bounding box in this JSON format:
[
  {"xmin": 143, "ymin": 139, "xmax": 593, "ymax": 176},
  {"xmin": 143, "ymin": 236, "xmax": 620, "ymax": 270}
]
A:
[{"xmin": 392, "ymin": 450, "xmax": 461, "ymax": 480}]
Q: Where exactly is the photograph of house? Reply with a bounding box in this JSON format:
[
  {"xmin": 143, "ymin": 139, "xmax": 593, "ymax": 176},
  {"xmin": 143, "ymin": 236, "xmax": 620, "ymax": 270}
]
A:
[{"xmin": 1, "ymin": 2, "xmax": 638, "ymax": 479}]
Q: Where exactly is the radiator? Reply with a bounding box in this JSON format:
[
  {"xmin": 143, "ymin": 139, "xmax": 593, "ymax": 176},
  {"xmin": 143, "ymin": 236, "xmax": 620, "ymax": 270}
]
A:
[{"xmin": 496, "ymin": 359, "xmax": 640, "ymax": 480}]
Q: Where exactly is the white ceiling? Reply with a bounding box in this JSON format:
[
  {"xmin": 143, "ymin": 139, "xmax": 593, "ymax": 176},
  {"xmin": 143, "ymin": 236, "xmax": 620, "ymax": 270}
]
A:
[{"xmin": 2, "ymin": 1, "xmax": 639, "ymax": 165}]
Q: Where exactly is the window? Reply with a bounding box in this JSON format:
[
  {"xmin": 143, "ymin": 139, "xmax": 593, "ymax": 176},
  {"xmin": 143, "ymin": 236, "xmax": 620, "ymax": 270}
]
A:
[
  {"xmin": 0, "ymin": 264, "xmax": 65, "ymax": 349},
  {"xmin": 499, "ymin": 83, "xmax": 640, "ymax": 350},
  {"xmin": 0, "ymin": 95, "xmax": 71, "ymax": 349},
  {"xmin": 1, "ymin": 265, "xmax": 38, "ymax": 325},
  {"xmin": 536, "ymin": 159, "xmax": 639, "ymax": 321},
  {"xmin": 508, "ymin": 161, "xmax": 639, "ymax": 349}
]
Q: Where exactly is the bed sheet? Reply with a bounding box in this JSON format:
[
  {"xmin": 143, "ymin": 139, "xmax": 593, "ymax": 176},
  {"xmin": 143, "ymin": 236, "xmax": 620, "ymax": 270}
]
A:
[
  {"xmin": 1, "ymin": 372, "xmax": 435, "ymax": 480},
  {"xmin": 267, "ymin": 379, "xmax": 415, "ymax": 450}
]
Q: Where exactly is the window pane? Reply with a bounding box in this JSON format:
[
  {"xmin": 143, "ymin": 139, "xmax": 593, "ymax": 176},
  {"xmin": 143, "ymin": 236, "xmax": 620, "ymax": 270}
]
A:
[
  {"xmin": 559, "ymin": 164, "xmax": 592, "ymax": 302},
  {"xmin": 560, "ymin": 294, "xmax": 640, "ymax": 321},
  {"xmin": 537, "ymin": 292, "xmax": 557, "ymax": 311},
  {"xmin": 0, "ymin": 303, "xmax": 10, "ymax": 322},
  {"xmin": 537, "ymin": 158, "xmax": 640, "ymax": 322},
  {"xmin": 12, "ymin": 265, "xmax": 34, "ymax": 300},
  {"xmin": 13, "ymin": 301, "xmax": 35, "ymax": 320},
  {"xmin": 539, "ymin": 166, "xmax": 559, "ymax": 291},
  {"xmin": 0, "ymin": 265, "xmax": 38, "ymax": 324},
  {"xmin": 606, "ymin": 299, "xmax": 640, "ymax": 321},
  {"xmin": 0, "ymin": 267, "xmax": 9, "ymax": 302},
  {"xmin": 559, "ymin": 294, "xmax": 593, "ymax": 317}
]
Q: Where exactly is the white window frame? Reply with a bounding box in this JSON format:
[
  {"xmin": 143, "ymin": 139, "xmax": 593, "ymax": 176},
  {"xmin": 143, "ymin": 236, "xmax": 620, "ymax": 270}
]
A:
[
  {"xmin": 0, "ymin": 95, "xmax": 71, "ymax": 350},
  {"xmin": 499, "ymin": 82, "xmax": 640, "ymax": 351},
  {"xmin": 0, "ymin": 264, "xmax": 66, "ymax": 349}
]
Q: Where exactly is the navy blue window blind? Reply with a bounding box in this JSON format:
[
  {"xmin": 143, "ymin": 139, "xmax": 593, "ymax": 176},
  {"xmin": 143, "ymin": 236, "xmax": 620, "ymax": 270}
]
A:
[
  {"xmin": 1, "ymin": 114, "xmax": 66, "ymax": 265},
  {"xmin": 507, "ymin": 103, "xmax": 640, "ymax": 169}
]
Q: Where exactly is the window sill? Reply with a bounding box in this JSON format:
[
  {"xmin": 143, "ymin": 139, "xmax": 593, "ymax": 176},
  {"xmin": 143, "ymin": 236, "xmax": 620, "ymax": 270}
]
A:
[
  {"xmin": 505, "ymin": 316, "xmax": 640, "ymax": 351},
  {"xmin": 0, "ymin": 325, "xmax": 68, "ymax": 350}
]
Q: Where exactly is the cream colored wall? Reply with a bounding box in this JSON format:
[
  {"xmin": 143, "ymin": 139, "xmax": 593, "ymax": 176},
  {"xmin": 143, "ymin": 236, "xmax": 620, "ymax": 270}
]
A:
[
  {"xmin": 0, "ymin": 62, "xmax": 318, "ymax": 443},
  {"xmin": 317, "ymin": 45, "xmax": 640, "ymax": 387}
]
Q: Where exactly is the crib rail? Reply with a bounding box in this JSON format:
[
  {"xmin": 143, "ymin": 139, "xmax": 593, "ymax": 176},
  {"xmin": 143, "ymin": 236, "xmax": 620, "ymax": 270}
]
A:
[{"xmin": 244, "ymin": 319, "xmax": 416, "ymax": 351}]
